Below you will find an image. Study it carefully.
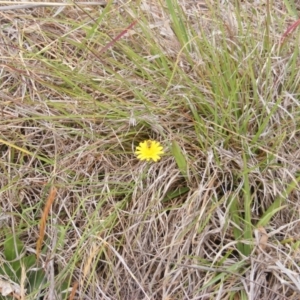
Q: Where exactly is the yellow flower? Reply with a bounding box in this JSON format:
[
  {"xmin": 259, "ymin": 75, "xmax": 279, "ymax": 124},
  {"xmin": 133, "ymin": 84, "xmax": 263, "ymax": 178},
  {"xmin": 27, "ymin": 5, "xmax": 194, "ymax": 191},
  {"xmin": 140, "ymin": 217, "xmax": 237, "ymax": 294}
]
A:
[{"xmin": 135, "ymin": 140, "xmax": 164, "ymax": 162}]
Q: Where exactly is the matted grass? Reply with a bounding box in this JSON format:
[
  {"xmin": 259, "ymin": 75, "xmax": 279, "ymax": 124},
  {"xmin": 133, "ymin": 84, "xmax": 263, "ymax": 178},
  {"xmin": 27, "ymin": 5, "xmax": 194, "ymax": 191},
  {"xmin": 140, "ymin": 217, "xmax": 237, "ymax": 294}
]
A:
[{"xmin": 0, "ymin": 0, "xmax": 300, "ymax": 299}]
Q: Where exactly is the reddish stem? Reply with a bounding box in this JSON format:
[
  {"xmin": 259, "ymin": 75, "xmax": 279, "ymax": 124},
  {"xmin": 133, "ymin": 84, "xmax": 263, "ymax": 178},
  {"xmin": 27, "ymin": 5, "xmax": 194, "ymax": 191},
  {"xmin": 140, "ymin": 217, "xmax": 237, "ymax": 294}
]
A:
[{"xmin": 281, "ymin": 19, "xmax": 300, "ymax": 44}]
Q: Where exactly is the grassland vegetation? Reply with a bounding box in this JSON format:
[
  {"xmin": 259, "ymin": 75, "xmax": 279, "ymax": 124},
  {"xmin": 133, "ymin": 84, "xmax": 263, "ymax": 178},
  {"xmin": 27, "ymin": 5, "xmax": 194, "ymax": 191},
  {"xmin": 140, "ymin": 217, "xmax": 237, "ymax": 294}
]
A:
[{"xmin": 0, "ymin": 0, "xmax": 300, "ymax": 299}]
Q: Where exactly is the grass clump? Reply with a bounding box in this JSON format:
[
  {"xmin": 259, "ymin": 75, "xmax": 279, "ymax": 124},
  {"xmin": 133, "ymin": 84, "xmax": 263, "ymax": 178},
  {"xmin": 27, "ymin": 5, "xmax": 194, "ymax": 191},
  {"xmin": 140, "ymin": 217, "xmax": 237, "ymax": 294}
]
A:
[{"xmin": 0, "ymin": 0, "xmax": 300, "ymax": 299}]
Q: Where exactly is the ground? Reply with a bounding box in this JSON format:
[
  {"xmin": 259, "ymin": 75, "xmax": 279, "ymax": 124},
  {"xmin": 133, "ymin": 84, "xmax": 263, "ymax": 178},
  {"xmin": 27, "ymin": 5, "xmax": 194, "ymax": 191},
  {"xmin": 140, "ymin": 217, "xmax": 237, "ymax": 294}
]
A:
[{"xmin": 0, "ymin": 1, "xmax": 300, "ymax": 299}]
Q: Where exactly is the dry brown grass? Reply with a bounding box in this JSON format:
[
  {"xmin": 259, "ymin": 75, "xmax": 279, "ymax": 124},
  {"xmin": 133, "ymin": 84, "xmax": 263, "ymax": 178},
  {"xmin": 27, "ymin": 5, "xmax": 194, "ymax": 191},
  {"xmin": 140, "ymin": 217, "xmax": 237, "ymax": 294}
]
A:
[{"xmin": 0, "ymin": 0, "xmax": 300, "ymax": 299}]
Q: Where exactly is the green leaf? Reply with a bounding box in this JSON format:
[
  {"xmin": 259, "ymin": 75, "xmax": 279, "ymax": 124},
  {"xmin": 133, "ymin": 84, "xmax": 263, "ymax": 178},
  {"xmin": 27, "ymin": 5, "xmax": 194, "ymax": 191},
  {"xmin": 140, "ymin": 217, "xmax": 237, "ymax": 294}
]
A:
[
  {"xmin": 27, "ymin": 269, "xmax": 46, "ymax": 291},
  {"xmin": 282, "ymin": 0, "xmax": 298, "ymax": 18},
  {"xmin": 171, "ymin": 140, "xmax": 187, "ymax": 176},
  {"xmin": 4, "ymin": 234, "xmax": 24, "ymax": 261},
  {"xmin": 257, "ymin": 176, "xmax": 300, "ymax": 227},
  {"xmin": 228, "ymin": 196, "xmax": 244, "ymax": 254},
  {"xmin": 242, "ymin": 155, "xmax": 252, "ymax": 256},
  {"xmin": 257, "ymin": 204, "xmax": 287, "ymax": 227},
  {"xmin": 163, "ymin": 186, "xmax": 189, "ymax": 202},
  {"xmin": 23, "ymin": 254, "xmax": 37, "ymax": 269}
]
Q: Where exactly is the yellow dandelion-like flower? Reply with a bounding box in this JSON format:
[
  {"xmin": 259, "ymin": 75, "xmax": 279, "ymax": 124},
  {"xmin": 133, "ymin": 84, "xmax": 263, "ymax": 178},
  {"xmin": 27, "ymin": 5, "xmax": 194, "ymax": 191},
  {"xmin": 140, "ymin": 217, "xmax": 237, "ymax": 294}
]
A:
[{"xmin": 135, "ymin": 140, "xmax": 164, "ymax": 162}]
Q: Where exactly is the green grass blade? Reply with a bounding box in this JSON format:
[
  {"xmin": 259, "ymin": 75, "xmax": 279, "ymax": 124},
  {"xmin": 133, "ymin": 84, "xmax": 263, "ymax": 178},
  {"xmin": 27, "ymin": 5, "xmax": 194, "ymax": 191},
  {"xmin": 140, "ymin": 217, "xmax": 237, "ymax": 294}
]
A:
[{"xmin": 171, "ymin": 140, "xmax": 188, "ymax": 177}]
